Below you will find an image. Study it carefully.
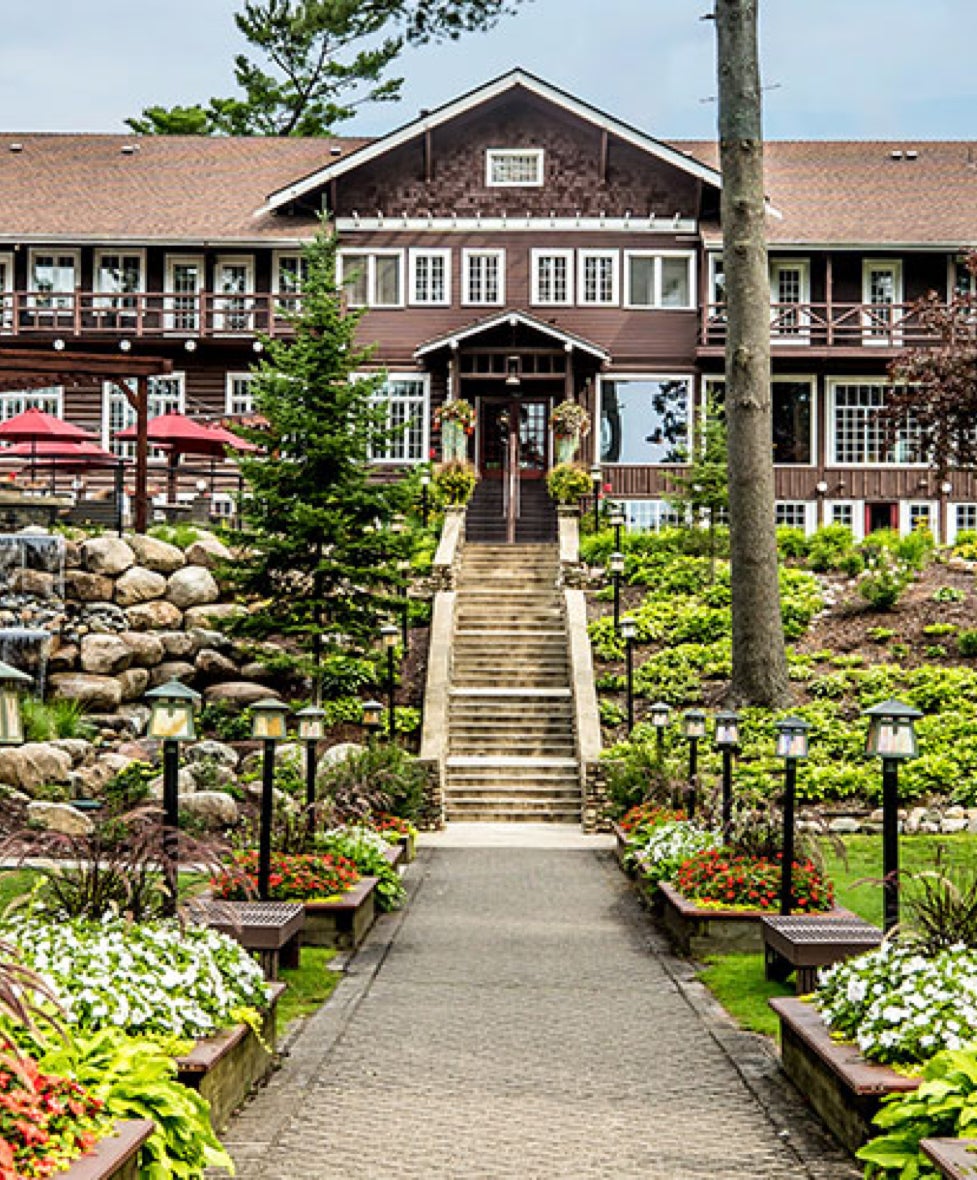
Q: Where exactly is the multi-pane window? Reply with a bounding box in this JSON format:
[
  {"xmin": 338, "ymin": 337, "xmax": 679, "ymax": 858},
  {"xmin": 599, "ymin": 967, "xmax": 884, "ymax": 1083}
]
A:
[
  {"xmin": 369, "ymin": 377, "xmax": 427, "ymax": 463},
  {"xmin": 94, "ymin": 252, "xmax": 144, "ymax": 313},
  {"xmin": 580, "ymin": 251, "xmax": 619, "ymax": 306},
  {"xmin": 600, "ymin": 377, "xmax": 691, "ymax": 465},
  {"xmin": 863, "ymin": 261, "xmax": 902, "ymax": 341},
  {"xmin": 463, "ymin": 250, "xmax": 504, "ymax": 305},
  {"xmin": 486, "ymin": 148, "xmax": 544, "ymax": 187},
  {"xmin": 770, "ymin": 260, "xmax": 810, "ymax": 338},
  {"xmin": 0, "ymin": 387, "xmax": 62, "ymax": 420},
  {"xmin": 339, "ymin": 251, "xmax": 404, "ymax": 308},
  {"xmin": 828, "ymin": 503, "xmax": 855, "ymax": 530},
  {"xmin": 625, "ymin": 253, "xmax": 694, "ymax": 309},
  {"xmin": 274, "ymin": 253, "xmax": 308, "ymax": 314},
  {"xmin": 0, "ymin": 254, "xmax": 12, "ymax": 331},
  {"xmin": 831, "ymin": 381, "xmax": 919, "ymax": 465},
  {"xmin": 225, "ymin": 374, "xmax": 255, "ymax": 417},
  {"xmin": 953, "ymin": 257, "xmax": 975, "ymax": 298},
  {"xmin": 29, "ymin": 251, "xmax": 78, "ymax": 309},
  {"xmin": 620, "ymin": 499, "xmax": 683, "ymax": 533},
  {"xmin": 104, "ymin": 375, "xmax": 185, "ymax": 457},
  {"xmin": 909, "ymin": 503, "xmax": 934, "ymax": 534},
  {"xmin": 409, "ymin": 250, "xmax": 451, "ymax": 305},
  {"xmin": 956, "ymin": 505, "xmax": 977, "ymax": 534},
  {"xmin": 531, "ymin": 251, "xmax": 573, "ymax": 305},
  {"xmin": 214, "ymin": 257, "xmax": 254, "ymax": 332},
  {"xmin": 165, "ymin": 257, "xmax": 205, "ymax": 331},
  {"xmin": 776, "ymin": 502, "xmax": 809, "ymax": 530}
]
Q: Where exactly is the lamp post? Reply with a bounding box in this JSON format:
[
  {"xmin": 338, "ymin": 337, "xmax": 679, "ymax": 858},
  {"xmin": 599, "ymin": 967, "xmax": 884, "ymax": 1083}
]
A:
[
  {"xmin": 251, "ymin": 698, "xmax": 290, "ymax": 902},
  {"xmin": 649, "ymin": 700, "xmax": 670, "ymax": 800},
  {"xmin": 590, "ymin": 463, "xmax": 602, "ymax": 531},
  {"xmin": 774, "ymin": 716, "xmax": 811, "ymax": 916},
  {"xmin": 609, "ymin": 550, "xmax": 624, "ymax": 631},
  {"xmin": 397, "ymin": 558, "xmax": 411, "ymax": 650},
  {"xmin": 864, "ymin": 699, "xmax": 922, "ymax": 933},
  {"xmin": 295, "ymin": 705, "xmax": 326, "ymax": 842},
  {"xmin": 362, "ymin": 699, "xmax": 383, "ymax": 746},
  {"xmin": 714, "ymin": 709, "xmax": 740, "ymax": 837},
  {"xmin": 145, "ymin": 679, "xmax": 201, "ymax": 916},
  {"xmin": 420, "ymin": 472, "xmax": 431, "ymax": 528},
  {"xmin": 380, "ymin": 624, "xmax": 399, "ymax": 742},
  {"xmin": 682, "ymin": 710, "xmax": 707, "ymax": 818},
  {"xmin": 609, "ymin": 503, "xmax": 625, "ymax": 552},
  {"xmin": 0, "ymin": 659, "xmax": 33, "ymax": 746},
  {"xmin": 620, "ymin": 616, "xmax": 636, "ymax": 734}
]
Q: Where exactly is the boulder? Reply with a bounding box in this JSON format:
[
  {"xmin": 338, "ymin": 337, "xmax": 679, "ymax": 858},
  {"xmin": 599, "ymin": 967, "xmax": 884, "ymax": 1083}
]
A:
[
  {"xmin": 64, "ymin": 570, "xmax": 116, "ymax": 603},
  {"xmin": 166, "ymin": 566, "xmax": 220, "ymax": 610},
  {"xmin": 48, "ymin": 738, "xmax": 94, "ymax": 767},
  {"xmin": 115, "ymin": 706, "xmax": 151, "ymax": 739},
  {"xmin": 118, "ymin": 667, "xmax": 151, "ymax": 701},
  {"xmin": 159, "ymin": 631, "xmax": 196, "ymax": 660},
  {"xmin": 128, "ymin": 534, "xmax": 186, "ymax": 574},
  {"xmin": 0, "ymin": 742, "xmax": 73, "ymax": 794},
  {"xmin": 10, "ymin": 569, "xmax": 56, "ymax": 598},
  {"xmin": 49, "ymin": 672, "xmax": 122, "ymax": 712},
  {"xmin": 204, "ymin": 681, "xmax": 279, "ymax": 707},
  {"xmin": 125, "ymin": 601, "xmax": 184, "ymax": 632},
  {"xmin": 195, "ymin": 648, "xmax": 238, "ymax": 680},
  {"xmin": 82, "ymin": 536, "xmax": 135, "ymax": 576},
  {"xmin": 64, "ymin": 539, "xmax": 83, "ymax": 570},
  {"xmin": 239, "ymin": 661, "xmax": 276, "ymax": 683},
  {"xmin": 827, "ymin": 816, "xmax": 863, "ymax": 834},
  {"xmin": 186, "ymin": 760, "xmax": 236, "ymax": 791},
  {"xmin": 47, "ymin": 640, "xmax": 79, "ymax": 673},
  {"xmin": 185, "ymin": 535, "xmax": 232, "ymax": 570},
  {"xmin": 148, "ymin": 767, "xmax": 197, "ymax": 799},
  {"xmin": 319, "ymin": 742, "xmax": 364, "ymax": 770},
  {"xmin": 114, "ymin": 738, "xmax": 157, "ymax": 763},
  {"xmin": 185, "ymin": 740, "xmax": 239, "ymax": 770},
  {"xmin": 941, "ymin": 817, "xmax": 969, "ymax": 834},
  {"xmin": 180, "ymin": 790, "xmax": 239, "ymax": 827},
  {"xmin": 114, "ymin": 566, "xmax": 167, "ymax": 607},
  {"xmin": 120, "ymin": 631, "xmax": 165, "ymax": 668},
  {"xmin": 67, "ymin": 761, "xmax": 114, "ymax": 797},
  {"xmin": 188, "ymin": 628, "xmax": 229, "ymax": 652},
  {"xmin": 26, "ymin": 801, "xmax": 93, "ymax": 837},
  {"xmin": 79, "ymin": 633, "xmax": 132, "ymax": 676},
  {"xmin": 96, "ymin": 751, "xmax": 138, "ymax": 778},
  {"xmin": 149, "ymin": 661, "xmax": 195, "ymax": 688},
  {"xmin": 183, "ymin": 603, "xmax": 246, "ymax": 630}
]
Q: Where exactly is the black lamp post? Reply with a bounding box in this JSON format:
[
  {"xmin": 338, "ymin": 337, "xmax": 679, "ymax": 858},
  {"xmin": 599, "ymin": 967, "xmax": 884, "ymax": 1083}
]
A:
[
  {"xmin": 774, "ymin": 716, "xmax": 811, "ymax": 916},
  {"xmin": 590, "ymin": 462, "xmax": 602, "ymax": 531},
  {"xmin": 380, "ymin": 624, "xmax": 399, "ymax": 741},
  {"xmin": 609, "ymin": 550, "xmax": 624, "ymax": 631},
  {"xmin": 864, "ymin": 699, "xmax": 922, "ymax": 933},
  {"xmin": 295, "ymin": 705, "xmax": 326, "ymax": 842},
  {"xmin": 145, "ymin": 678, "xmax": 201, "ymax": 916},
  {"xmin": 420, "ymin": 472, "xmax": 431, "ymax": 528},
  {"xmin": 397, "ymin": 558, "xmax": 411, "ymax": 650},
  {"xmin": 609, "ymin": 503, "xmax": 625, "ymax": 552},
  {"xmin": 362, "ymin": 699, "xmax": 383, "ymax": 746},
  {"xmin": 251, "ymin": 698, "xmax": 290, "ymax": 902},
  {"xmin": 682, "ymin": 710, "xmax": 707, "ymax": 818},
  {"xmin": 649, "ymin": 700, "xmax": 671, "ymax": 799},
  {"xmin": 621, "ymin": 616, "xmax": 636, "ymax": 734},
  {"xmin": 714, "ymin": 709, "xmax": 741, "ymax": 837}
]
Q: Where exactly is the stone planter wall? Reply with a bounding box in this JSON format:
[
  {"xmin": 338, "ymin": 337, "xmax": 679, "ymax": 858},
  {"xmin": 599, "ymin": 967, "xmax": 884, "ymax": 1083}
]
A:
[{"xmin": 303, "ymin": 877, "xmax": 378, "ymax": 949}]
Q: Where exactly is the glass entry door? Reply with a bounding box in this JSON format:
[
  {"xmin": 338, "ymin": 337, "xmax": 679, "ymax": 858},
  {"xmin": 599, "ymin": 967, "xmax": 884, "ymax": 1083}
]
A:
[{"xmin": 478, "ymin": 398, "xmax": 549, "ymax": 479}]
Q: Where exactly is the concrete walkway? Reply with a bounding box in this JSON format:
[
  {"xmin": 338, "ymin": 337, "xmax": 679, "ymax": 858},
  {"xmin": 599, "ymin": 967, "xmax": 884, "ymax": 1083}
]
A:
[{"xmin": 224, "ymin": 828, "xmax": 858, "ymax": 1179}]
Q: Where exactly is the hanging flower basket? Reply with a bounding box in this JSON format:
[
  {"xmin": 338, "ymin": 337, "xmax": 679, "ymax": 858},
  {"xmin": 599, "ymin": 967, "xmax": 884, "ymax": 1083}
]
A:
[
  {"xmin": 434, "ymin": 399, "xmax": 476, "ymax": 431},
  {"xmin": 550, "ymin": 401, "xmax": 591, "ymax": 438}
]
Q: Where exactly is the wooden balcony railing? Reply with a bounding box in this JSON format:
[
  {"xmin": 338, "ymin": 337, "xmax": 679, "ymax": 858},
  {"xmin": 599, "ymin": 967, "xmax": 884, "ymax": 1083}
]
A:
[
  {"xmin": 700, "ymin": 301, "xmax": 940, "ymax": 349},
  {"xmin": 0, "ymin": 291, "xmax": 304, "ymax": 339}
]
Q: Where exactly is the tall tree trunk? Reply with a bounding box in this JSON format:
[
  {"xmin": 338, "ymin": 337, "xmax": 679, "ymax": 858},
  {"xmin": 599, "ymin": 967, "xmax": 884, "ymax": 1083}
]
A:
[{"xmin": 715, "ymin": 0, "xmax": 791, "ymax": 706}]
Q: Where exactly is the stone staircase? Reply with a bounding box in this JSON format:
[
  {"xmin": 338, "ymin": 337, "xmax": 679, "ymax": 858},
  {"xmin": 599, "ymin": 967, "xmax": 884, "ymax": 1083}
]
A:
[{"xmin": 445, "ymin": 542, "xmax": 581, "ymax": 823}]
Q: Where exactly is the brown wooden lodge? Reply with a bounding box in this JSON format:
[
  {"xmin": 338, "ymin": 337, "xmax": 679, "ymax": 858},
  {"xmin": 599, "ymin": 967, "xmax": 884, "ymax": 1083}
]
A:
[{"xmin": 1, "ymin": 69, "xmax": 975, "ymax": 537}]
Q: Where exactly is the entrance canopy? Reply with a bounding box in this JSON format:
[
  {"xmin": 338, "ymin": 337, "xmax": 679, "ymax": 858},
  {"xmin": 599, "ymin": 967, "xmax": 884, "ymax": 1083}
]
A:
[{"xmin": 414, "ymin": 310, "xmax": 609, "ymax": 362}]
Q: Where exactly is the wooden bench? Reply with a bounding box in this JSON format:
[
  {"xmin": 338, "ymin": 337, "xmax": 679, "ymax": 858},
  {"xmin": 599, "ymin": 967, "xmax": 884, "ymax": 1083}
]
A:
[
  {"xmin": 188, "ymin": 900, "xmax": 305, "ymax": 979},
  {"xmin": 921, "ymin": 1140, "xmax": 977, "ymax": 1178},
  {"xmin": 762, "ymin": 912, "xmax": 883, "ymax": 994},
  {"xmin": 62, "ymin": 499, "xmax": 120, "ymax": 529}
]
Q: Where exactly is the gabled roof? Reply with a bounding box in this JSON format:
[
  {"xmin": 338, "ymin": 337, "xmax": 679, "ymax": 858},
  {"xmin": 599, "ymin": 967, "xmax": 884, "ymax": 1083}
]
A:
[
  {"xmin": 263, "ymin": 68, "xmax": 724, "ymax": 213},
  {"xmin": 414, "ymin": 310, "xmax": 609, "ymax": 362}
]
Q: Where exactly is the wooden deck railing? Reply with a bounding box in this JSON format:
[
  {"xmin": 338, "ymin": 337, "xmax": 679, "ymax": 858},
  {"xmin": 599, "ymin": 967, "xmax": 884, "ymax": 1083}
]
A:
[{"xmin": 700, "ymin": 301, "xmax": 940, "ymax": 348}]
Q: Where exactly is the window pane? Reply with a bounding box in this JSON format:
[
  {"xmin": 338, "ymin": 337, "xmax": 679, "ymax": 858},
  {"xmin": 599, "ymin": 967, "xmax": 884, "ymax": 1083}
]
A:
[
  {"xmin": 628, "ymin": 257, "xmax": 655, "ymax": 307},
  {"xmin": 776, "ymin": 502, "xmax": 808, "ymax": 529},
  {"xmin": 600, "ymin": 378, "xmax": 690, "ymax": 464},
  {"xmin": 370, "ymin": 378, "xmax": 425, "ymax": 462},
  {"xmin": 374, "ymin": 256, "xmax": 401, "ymax": 305},
  {"xmin": 342, "ymin": 255, "xmax": 368, "ymax": 305},
  {"xmin": 660, "ymin": 257, "xmax": 690, "ymax": 307},
  {"xmin": 537, "ymin": 255, "xmax": 568, "ymax": 303},
  {"xmin": 772, "ymin": 381, "xmax": 812, "ymax": 464}
]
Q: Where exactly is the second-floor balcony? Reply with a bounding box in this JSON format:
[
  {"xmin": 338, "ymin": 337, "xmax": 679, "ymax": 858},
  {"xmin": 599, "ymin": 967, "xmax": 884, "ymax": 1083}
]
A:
[
  {"xmin": 0, "ymin": 291, "xmax": 304, "ymax": 340},
  {"xmin": 700, "ymin": 301, "xmax": 940, "ymax": 352}
]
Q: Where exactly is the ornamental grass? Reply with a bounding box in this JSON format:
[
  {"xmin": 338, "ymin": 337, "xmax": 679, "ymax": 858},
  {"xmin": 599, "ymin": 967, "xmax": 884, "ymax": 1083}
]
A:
[
  {"xmin": 212, "ymin": 851, "xmax": 360, "ymax": 903},
  {"xmin": 675, "ymin": 848, "xmax": 834, "ymax": 912}
]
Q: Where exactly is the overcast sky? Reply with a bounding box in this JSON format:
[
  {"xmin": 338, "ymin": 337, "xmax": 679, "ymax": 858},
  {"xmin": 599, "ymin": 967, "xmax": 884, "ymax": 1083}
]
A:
[{"xmin": 1, "ymin": 1, "xmax": 974, "ymax": 141}]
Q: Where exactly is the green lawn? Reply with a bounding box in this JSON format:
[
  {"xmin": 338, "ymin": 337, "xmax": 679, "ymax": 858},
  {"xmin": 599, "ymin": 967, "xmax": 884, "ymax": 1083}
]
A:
[
  {"xmin": 277, "ymin": 947, "xmax": 341, "ymax": 1027},
  {"xmin": 698, "ymin": 953, "xmax": 792, "ymax": 1038}
]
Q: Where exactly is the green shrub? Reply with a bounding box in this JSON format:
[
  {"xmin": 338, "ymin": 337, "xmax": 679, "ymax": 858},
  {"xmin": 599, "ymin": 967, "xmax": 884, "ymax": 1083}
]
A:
[
  {"xmin": 959, "ymin": 630, "xmax": 977, "ymax": 657},
  {"xmin": 776, "ymin": 527, "xmax": 809, "ymax": 560},
  {"xmin": 924, "ymin": 623, "xmax": 958, "ymax": 637},
  {"xmin": 546, "ymin": 462, "xmax": 592, "ymax": 505},
  {"xmin": 933, "ymin": 585, "xmax": 966, "ymax": 603},
  {"xmin": 199, "ymin": 699, "xmax": 253, "ymax": 741},
  {"xmin": 858, "ymin": 552, "xmax": 910, "ymax": 611},
  {"xmin": 806, "ymin": 524, "xmax": 858, "ymax": 573},
  {"xmin": 952, "ymin": 530, "xmax": 977, "ymax": 560},
  {"xmin": 867, "ymin": 627, "xmax": 896, "ymax": 644},
  {"xmin": 22, "ymin": 698, "xmax": 95, "ymax": 743}
]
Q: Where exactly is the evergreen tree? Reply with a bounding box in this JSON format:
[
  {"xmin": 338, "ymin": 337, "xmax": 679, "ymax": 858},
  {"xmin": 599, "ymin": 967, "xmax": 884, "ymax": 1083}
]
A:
[{"xmin": 228, "ymin": 224, "xmax": 402, "ymax": 690}]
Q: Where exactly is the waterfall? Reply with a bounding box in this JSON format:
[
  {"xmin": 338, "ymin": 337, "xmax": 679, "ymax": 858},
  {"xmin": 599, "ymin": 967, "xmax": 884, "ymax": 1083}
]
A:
[
  {"xmin": 0, "ymin": 627, "xmax": 51, "ymax": 697},
  {"xmin": 0, "ymin": 533, "xmax": 67, "ymax": 696}
]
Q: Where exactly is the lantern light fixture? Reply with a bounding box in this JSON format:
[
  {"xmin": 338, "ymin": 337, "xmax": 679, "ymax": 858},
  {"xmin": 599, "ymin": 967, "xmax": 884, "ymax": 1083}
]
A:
[
  {"xmin": 145, "ymin": 678, "xmax": 201, "ymax": 743},
  {"xmin": 381, "ymin": 623, "xmax": 399, "ymax": 650},
  {"xmin": 0, "ymin": 660, "xmax": 32, "ymax": 746},
  {"xmin": 863, "ymin": 699, "xmax": 922, "ymax": 761},
  {"xmin": 682, "ymin": 709, "xmax": 707, "ymax": 740},
  {"xmin": 295, "ymin": 705, "xmax": 326, "ymax": 743},
  {"xmin": 620, "ymin": 616, "xmax": 637, "ymax": 642},
  {"xmin": 649, "ymin": 701, "xmax": 671, "ymax": 730},
  {"xmin": 775, "ymin": 716, "xmax": 811, "ymax": 762},
  {"xmin": 250, "ymin": 698, "xmax": 290, "ymax": 742},
  {"xmin": 714, "ymin": 709, "xmax": 741, "ymax": 750}
]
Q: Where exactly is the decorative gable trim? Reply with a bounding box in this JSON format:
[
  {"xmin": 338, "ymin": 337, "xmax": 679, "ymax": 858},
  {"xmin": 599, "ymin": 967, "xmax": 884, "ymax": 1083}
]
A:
[{"xmin": 414, "ymin": 309, "xmax": 610, "ymax": 361}]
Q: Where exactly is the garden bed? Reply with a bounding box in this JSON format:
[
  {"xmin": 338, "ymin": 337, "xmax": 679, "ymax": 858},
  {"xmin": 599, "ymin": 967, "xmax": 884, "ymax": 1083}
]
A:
[
  {"xmin": 921, "ymin": 1139, "xmax": 977, "ymax": 1179},
  {"xmin": 659, "ymin": 882, "xmax": 777, "ymax": 956},
  {"xmin": 303, "ymin": 877, "xmax": 378, "ymax": 949},
  {"xmin": 383, "ymin": 843, "xmax": 406, "ymax": 872},
  {"xmin": 770, "ymin": 995, "xmax": 920, "ymax": 1154},
  {"xmin": 63, "ymin": 1121, "xmax": 154, "ymax": 1180},
  {"xmin": 175, "ymin": 981, "xmax": 285, "ymax": 1132}
]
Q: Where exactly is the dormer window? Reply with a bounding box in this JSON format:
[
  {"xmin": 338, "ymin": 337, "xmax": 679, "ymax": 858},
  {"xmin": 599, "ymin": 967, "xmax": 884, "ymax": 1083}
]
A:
[{"xmin": 486, "ymin": 148, "xmax": 544, "ymax": 187}]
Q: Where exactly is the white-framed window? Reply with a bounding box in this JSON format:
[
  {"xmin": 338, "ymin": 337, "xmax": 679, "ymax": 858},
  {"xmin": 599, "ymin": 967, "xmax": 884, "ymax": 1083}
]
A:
[
  {"xmin": 93, "ymin": 251, "xmax": 145, "ymax": 315},
  {"xmin": 210, "ymin": 493, "xmax": 236, "ymax": 520},
  {"xmin": 625, "ymin": 251, "xmax": 695, "ymax": 310},
  {"xmin": 486, "ymin": 148, "xmax": 544, "ymax": 187},
  {"xmin": 165, "ymin": 256, "xmax": 205, "ymax": 332},
  {"xmin": 599, "ymin": 375, "xmax": 692, "ymax": 465},
  {"xmin": 952, "ymin": 504, "xmax": 977, "ymax": 543},
  {"xmin": 531, "ymin": 249, "xmax": 574, "ymax": 306},
  {"xmin": 273, "ymin": 251, "xmax": 308, "ymax": 314},
  {"xmin": 0, "ymin": 253, "xmax": 13, "ymax": 332},
  {"xmin": 579, "ymin": 251, "xmax": 619, "ymax": 306},
  {"xmin": 826, "ymin": 502, "xmax": 857, "ymax": 533},
  {"xmin": 0, "ymin": 386, "xmax": 63, "ymax": 420},
  {"xmin": 862, "ymin": 260, "xmax": 903, "ymax": 343},
  {"xmin": 462, "ymin": 249, "xmax": 505, "ymax": 306},
  {"xmin": 103, "ymin": 374, "xmax": 185, "ymax": 457},
  {"xmin": 704, "ymin": 375, "xmax": 815, "ymax": 465},
  {"xmin": 408, "ymin": 249, "xmax": 451, "ymax": 306},
  {"xmin": 618, "ymin": 499, "xmax": 684, "ymax": 533},
  {"xmin": 951, "ymin": 256, "xmax": 975, "ymax": 300},
  {"xmin": 775, "ymin": 501, "xmax": 813, "ymax": 532},
  {"xmin": 829, "ymin": 380, "xmax": 920, "ymax": 466},
  {"xmin": 214, "ymin": 255, "xmax": 254, "ymax": 332},
  {"xmin": 338, "ymin": 250, "xmax": 404, "ymax": 308},
  {"xmin": 368, "ymin": 375, "xmax": 428, "ymax": 464},
  {"xmin": 906, "ymin": 501, "xmax": 937, "ymax": 537},
  {"xmin": 770, "ymin": 258, "xmax": 810, "ymax": 341},
  {"xmin": 225, "ymin": 373, "xmax": 256, "ymax": 417},
  {"xmin": 28, "ymin": 250, "xmax": 79, "ymax": 310}
]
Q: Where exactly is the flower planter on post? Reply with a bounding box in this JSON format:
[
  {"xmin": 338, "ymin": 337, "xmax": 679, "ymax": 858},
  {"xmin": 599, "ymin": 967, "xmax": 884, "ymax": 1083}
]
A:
[
  {"xmin": 63, "ymin": 1121, "xmax": 154, "ymax": 1180},
  {"xmin": 555, "ymin": 431, "xmax": 580, "ymax": 464},
  {"xmin": 441, "ymin": 419, "xmax": 465, "ymax": 462}
]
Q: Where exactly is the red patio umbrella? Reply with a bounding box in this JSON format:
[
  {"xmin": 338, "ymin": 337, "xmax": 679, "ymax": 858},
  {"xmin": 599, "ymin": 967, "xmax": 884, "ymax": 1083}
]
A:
[
  {"xmin": 0, "ymin": 408, "xmax": 96, "ymax": 443},
  {"xmin": 116, "ymin": 411, "xmax": 256, "ymax": 499},
  {"xmin": 0, "ymin": 440, "xmax": 123, "ymax": 468}
]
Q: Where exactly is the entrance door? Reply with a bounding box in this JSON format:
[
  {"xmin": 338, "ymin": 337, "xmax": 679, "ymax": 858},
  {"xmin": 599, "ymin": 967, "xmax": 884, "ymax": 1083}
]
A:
[
  {"xmin": 865, "ymin": 502, "xmax": 898, "ymax": 533},
  {"xmin": 478, "ymin": 398, "xmax": 549, "ymax": 479}
]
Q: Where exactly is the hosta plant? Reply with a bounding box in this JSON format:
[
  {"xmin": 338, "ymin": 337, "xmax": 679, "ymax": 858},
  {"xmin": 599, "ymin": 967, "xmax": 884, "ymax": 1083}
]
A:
[
  {"xmin": 675, "ymin": 848, "xmax": 833, "ymax": 912},
  {"xmin": 816, "ymin": 943, "xmax": 977, "ymax": 1066},
  {"xmin": 316, "ymin": 826, "xmax": 406, "ymax": 911},
  {"xmin": 213, "ymin": 849, "xmax": 360, "ymax": 903}
]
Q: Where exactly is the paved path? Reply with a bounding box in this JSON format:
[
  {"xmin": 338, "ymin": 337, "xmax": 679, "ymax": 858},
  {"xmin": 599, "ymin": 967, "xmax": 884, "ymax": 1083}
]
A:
[{"xmin": 224, "ymin": 829, "xmax": 858, "ymax": 1179}]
